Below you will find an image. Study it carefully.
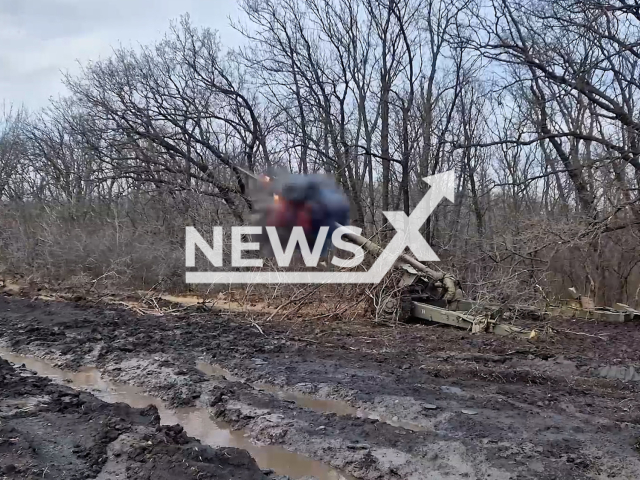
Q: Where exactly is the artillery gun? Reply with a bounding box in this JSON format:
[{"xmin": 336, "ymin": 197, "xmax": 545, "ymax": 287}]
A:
[
  {"xmin": 334, "ymin": 227, "xmax": 532, "ymax": 336},
  {"xmin": 334, "ymin": 226, "xmax": 463, "ymax": 321},
  {"xmin": 239, "ymin": 167, "xmax": 532, "ymax": 337}
]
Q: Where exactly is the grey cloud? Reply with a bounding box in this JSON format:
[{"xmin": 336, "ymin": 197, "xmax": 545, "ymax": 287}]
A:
[
  {"xmin": 0, "ymin": 0, "xmax": 240, "ymax": 109},
  {"xmin": 1, "ymin": 0, "xmax": 190, "ymax": 44}
]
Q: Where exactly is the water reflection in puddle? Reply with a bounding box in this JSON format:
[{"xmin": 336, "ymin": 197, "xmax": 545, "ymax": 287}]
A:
[
  {"xmin": 0, "ymin": 349, "xmax": 353, "ymax": 480},
  {"xmin": 197, "ymin": 360, "xmax": 427, "ymax": 432}
]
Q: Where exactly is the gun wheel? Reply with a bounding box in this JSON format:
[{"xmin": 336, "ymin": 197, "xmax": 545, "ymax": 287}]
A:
[{"xmin": 371, "ymin": 288, "xmax": 415, "ymax": 324}]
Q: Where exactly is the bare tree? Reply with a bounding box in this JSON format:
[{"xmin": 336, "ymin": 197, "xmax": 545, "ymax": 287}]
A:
[
  {"xmin": 0, "ymin": 104, "xmax": 26, "ymax": 200},
  {"xmin": 64, "ymin": 16, "xmax": 270, "ymax": 221}
]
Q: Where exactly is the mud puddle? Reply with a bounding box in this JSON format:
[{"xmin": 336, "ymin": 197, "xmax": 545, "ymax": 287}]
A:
[
  {"xmin": 0, "ymin": 349, "xmax": 353, "ymax": 480},
  {"xmin": 197, "ymin": 360, "xmax": 427, "ymax": 432}
]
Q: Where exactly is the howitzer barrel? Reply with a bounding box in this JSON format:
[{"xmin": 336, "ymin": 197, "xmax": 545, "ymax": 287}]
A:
[
  {"xmin": 336, "ymin": 226, "xmax": 443, "ymax": 280},
  {"xmin": 337, "ymin": 226, "xmax": 459, "ymax": 301}
]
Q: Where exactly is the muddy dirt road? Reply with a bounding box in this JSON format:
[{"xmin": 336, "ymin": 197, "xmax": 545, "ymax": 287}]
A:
[
  {"xmin": 1, "ymin": 293, "xmax": 640, "ymax": 479},
  {"xmin": 0, "ymin": 356, "xmax": 272, "ymax": 480}
]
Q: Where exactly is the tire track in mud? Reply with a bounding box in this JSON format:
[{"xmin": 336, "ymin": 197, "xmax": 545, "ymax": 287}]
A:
[
  {"xmin": 0, "ymin": 355, "xmax": 271, "ymax": 480},
  {"xmin": 1, "ymin": 294, "xmax": 640, "ymax": 479},
  {"xmin": 0, "ymin": 349, "xmax": 351, "ymax": 480}
]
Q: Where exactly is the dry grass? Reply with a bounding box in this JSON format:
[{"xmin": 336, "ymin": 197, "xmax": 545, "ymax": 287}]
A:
[
  {"xmin": 0, "ymin": 201, "xmax": 186, "ymax": 292},
  {"xmin": 1, "ymin": 198, "xmax": 638, "ymax": 311}
]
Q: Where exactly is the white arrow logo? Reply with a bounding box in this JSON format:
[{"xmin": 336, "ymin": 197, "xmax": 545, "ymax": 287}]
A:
[{"xmin": 186, "ymin": 170, "xmax": 455, "ymax": 284}]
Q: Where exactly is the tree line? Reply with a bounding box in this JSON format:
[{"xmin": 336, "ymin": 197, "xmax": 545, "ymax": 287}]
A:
[{"xmin": 1, "ymin": 0, "xmax": 639, "ymax": 305}]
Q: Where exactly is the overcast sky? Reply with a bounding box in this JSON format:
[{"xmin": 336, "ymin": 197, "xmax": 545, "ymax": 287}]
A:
[{"xmin": 0, "ymin": 0, "xmax": 242, "ymax": 110}]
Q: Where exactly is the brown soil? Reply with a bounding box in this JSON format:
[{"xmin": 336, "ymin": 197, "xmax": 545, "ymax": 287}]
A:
[
  {"xmin": 0, "ymin": 357, "xmax": 269, "ymax": 480},
  {"xmin": 1, "ymin": 291, "xmax": 640, "ymax": 479}
]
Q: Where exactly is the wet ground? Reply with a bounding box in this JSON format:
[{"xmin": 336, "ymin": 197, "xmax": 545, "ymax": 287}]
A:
[
  {"xmin": 0, "ymin": 356, "xmax": 270, "ymax": 480},
  {"xmin": 1, "ymin": 292, "xmax": 640, "ymax": 479}
]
